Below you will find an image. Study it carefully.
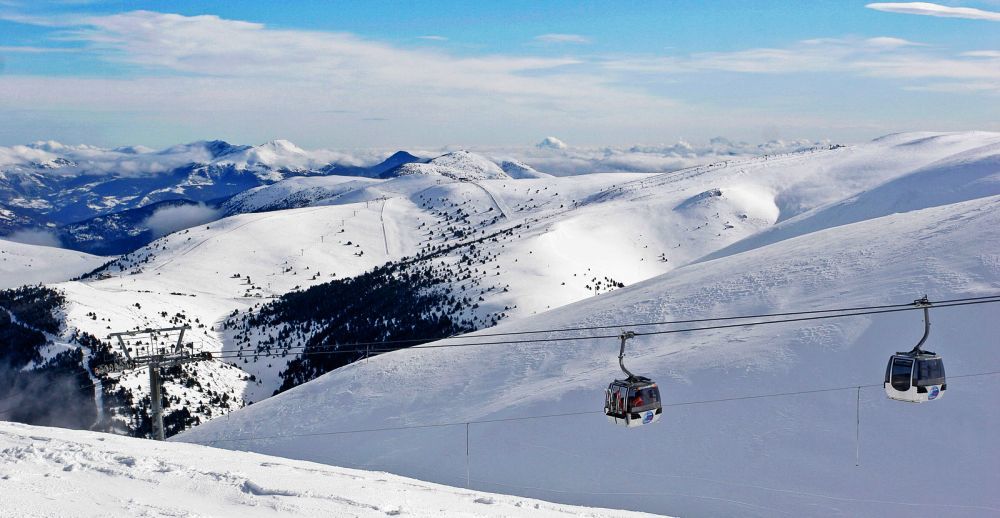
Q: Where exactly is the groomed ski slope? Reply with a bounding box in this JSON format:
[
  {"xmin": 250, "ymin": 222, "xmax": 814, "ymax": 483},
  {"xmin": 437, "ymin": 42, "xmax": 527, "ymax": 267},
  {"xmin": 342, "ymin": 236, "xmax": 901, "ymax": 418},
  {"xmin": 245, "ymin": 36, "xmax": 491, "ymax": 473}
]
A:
[
  {"xmin": 178, "ymin": 182, "xmax": 1000, "ymax": 518},
  {"xmin": 0, "ymin": 422, "xmax": 659, "ymax": 518}
]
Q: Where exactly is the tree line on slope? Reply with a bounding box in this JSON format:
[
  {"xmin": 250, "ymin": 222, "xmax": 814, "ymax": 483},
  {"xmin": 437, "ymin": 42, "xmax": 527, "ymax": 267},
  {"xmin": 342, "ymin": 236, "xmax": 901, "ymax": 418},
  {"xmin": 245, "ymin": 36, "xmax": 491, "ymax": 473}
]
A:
[
  {"xmin": 0, "ymin": 286, "xmax": 96, "ymax": 429},
  {"xmin": 0, "ymin": 285, "xmax": 222, "ymax": 438},
  {"xmin": 228, "ymin": 260, "xmax": 479, "ymax": 394}
]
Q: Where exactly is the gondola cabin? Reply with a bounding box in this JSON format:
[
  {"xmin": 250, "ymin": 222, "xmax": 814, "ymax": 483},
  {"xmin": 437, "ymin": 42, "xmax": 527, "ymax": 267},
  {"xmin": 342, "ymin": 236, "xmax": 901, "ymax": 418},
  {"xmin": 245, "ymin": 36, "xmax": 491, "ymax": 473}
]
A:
[
  {"xmin": 605, "ymin": 377, "xmax": 662, "ymax": 427},
  {"xmin": 884, "ymin": 352, "xmax": 946, "ymax": 403}
]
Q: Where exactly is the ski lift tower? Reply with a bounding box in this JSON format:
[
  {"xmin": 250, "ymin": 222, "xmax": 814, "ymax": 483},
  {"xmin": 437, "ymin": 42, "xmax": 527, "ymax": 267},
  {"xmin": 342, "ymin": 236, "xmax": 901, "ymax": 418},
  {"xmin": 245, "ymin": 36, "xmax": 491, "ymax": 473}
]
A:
[{"xmin": 95, "ymin": 326, "xmax": 212, "ymax": 440}]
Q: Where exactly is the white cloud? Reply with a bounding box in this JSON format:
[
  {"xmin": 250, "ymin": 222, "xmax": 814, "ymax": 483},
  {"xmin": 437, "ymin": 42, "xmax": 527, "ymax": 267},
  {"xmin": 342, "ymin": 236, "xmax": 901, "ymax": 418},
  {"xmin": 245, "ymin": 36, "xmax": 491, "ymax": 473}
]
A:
[
  {"xmin": 0, "ymin": 143, "xmax": 56, "ymax": 166},
  {"xmin": 962, "ymin": 50, "xmax": 1000, "ymax": 58},
  {"xmin": 0, "ymin": 45, "xmax": 79, "ymax": 53},
  {"xmin": 0, "ymin": 10, "xmax": 994, "ymax": 146},
  {"xmin": 0, "ymin": 11, "xmax": 683, "ymax": 146},
  {"xmin": 601, "ymin": 36, "xmax": 1000, "ymax": 91},
  {"xmin": 417, "ymin": 35, "xmax": 448, "ymax": 41},
  {"xmin": 143, "ymin": 203, "xmax": 221, "ymax": 238},
  {"xmin": 68, "ymin": 11, "xmax": 583, "ymax": 89},
  {"xmin": 492, "ymin": 137, "xmax": 833, "ymax": 175},
  {"xmin": 0, "ymin": 11, "xmax": 79, "ymax": 27},
  {"xmin": 534, "ymin": 33, "xmax": 590, "ymax": 44},
  {"xmin": 904, "ymin": 81, "xmax": 1000, "ymax": 93},
  {"xmin": 536, "ymin": 136, "xmax": 568, "ymax": 150},
  {"xmin": 866, "ymin": 2, "xmax": 1000, "ymax": 21},
  {"xmin": 863, "ymin": 36, "xmax": 925, "ymax": 48},
  {"xmin": 6, "ymin": 229, "xmax": 62, "ymax": 248}
]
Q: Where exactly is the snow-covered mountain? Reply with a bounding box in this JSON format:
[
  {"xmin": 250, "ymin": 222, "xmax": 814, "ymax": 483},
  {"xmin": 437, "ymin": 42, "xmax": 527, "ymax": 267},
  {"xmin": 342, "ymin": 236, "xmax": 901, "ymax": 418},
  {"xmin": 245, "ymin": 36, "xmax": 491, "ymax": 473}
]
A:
[
  {"xmin": 382, "ymin": 150, "xmax": 513, "ymax": 180},
  {"xmin": 0, "ymin": 140, "xmax": 337, "ymax": 236},
  {"xmin": 0, "ymin": 421, "xmax": 658, "ymax": 517},
  {"xmin": 167, "ymin": 131, "xmax": 1000, "ymax": 517},
  {"xmin": 1, "ymin": 132, "xmax": 983, "ymax": 420},
  {"xmin": 0, "ymin": 143, "xmax": 561, "ymax": 254},
  {"xmin": 2, "ymin": 131, "xmax": 998, "ymax": 516}
]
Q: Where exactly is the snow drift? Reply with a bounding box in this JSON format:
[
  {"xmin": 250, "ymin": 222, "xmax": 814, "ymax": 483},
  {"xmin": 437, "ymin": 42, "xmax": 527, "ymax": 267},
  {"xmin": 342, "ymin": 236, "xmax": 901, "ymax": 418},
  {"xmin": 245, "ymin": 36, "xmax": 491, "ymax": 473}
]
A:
[{"xmin": 0, "ymin": 421, "xmax": 658, "ymax": 517}]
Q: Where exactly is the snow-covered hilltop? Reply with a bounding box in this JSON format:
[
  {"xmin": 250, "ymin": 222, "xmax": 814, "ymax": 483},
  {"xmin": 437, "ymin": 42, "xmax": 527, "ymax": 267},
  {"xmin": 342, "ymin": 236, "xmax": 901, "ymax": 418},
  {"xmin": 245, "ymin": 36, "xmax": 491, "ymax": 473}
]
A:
[
  {"xmin": 383, "ymin": 150, "xmax": 512, "ymax": 180},
  {"xmin": 0, "ymin": 238, "xmax": 107, "ymax": 289},
  {"xmin": 0, "ymin": 136, "xmax": 833, "ymax": 251},
  {"xmin": 0, "ymin": 140, "xmax": 567, "ymax": 253}
]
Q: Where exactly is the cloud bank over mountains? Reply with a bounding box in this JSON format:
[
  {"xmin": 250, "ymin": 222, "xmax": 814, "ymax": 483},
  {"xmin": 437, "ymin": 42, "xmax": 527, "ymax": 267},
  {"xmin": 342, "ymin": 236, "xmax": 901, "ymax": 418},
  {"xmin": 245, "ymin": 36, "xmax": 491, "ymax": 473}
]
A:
[
  {"xmin": 144, "ymin": 203, "xmax": 221, "ymax": 238},
  {"xmin": 0, "ymin": 136, "xmax": 835, "ymax": 177},
  {"xmin": 0, "ymin": 139, "xmax": 373, "ymax": 177}
]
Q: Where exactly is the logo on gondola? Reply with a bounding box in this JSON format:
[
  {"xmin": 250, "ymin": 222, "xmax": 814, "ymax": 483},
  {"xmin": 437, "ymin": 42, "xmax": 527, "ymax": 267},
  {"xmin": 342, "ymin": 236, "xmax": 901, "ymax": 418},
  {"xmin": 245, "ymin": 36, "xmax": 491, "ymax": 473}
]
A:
[
  {"xmin": 928, "ymin": 386, "xmax": 940, "ymax": 400},
  {"xmin": 643, "ymin": 411, "xmax": 654, "ymax": 424}
]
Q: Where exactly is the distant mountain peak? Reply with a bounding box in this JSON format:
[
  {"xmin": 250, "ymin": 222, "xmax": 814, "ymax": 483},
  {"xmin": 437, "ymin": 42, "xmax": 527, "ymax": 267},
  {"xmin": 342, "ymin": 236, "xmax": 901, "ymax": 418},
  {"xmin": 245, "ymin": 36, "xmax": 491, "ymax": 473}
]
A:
[
  {"xmin": 387, "ymin": 150, "xmax": 421, "ymax": 160},
  {"xmin": 260, "ymin": 139, "xmax": 306, "ymax": 154},
  {"xmin": 200, "ymin": 140, "xmax": 249, "ymax": 159},
  {"xmin": 365, "ymin": 151, "xmax": 426, "ymax": 178},
  {"xmin": 427, "ymin": 150, "xmax": 509, "ymax": 178},
  {"xmin": 381, "ymin": 150, "xmax": 510, "ymax": 180}
]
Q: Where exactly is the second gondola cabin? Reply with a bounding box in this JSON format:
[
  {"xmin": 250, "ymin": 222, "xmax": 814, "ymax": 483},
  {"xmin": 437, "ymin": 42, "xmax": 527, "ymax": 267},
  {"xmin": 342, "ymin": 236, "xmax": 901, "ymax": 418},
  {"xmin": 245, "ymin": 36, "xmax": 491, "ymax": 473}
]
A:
[
  {"xmin": 604, "ymin": 331, "xmax": 663, "ymax": 427},
  {"xmin": 605, "ymin": 378, "xmax": 662, "ymax": 427},
  {"xmin": 884, "ymin": 351, "xmax": 946, "ymax": 403},
  {"xmin": 883, "ymin": 297, "xmax": 946, "ymax": 403}
]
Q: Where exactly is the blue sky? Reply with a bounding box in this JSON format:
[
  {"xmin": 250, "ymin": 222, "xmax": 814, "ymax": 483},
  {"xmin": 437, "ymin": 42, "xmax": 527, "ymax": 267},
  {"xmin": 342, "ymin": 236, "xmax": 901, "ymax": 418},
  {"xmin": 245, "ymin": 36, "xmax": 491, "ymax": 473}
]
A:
[{"xmin": 0, "ymin": 1, "xmax": 997, "ymax": 148}]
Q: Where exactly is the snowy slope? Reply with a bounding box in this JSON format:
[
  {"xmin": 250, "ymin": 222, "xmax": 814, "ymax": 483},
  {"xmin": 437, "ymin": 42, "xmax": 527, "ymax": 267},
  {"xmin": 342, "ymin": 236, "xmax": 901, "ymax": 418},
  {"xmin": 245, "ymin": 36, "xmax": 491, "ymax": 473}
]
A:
[
  {"xmin": 702, "ymin": 134, "xmax": 1000, "ymax": 261},
  {"xmin": 177, "ymin": 169, "xmax": 1000, "ymax": 516},
  {"xmin": 0, "ymin": 422, "xmax": 658, "ymax": 518},
  {"xmin": 498, "ymin": 159, "xmax": 552, "ymax": 179},
  {"xmin": 0, "ymin": 238, "xmax": 108, "ymax": 289},
  {"xmin": 51, "ymin": 171, "xmax": 640, "ymax": 404},
  {"xmin": 28, "ymin": 132, "xmax": 995, "ymax": 416},
  {"xmin": 9, "ymin": 131, "xmax": 995, "ymax": 451},
  {"xmin": 53, "ymin": 198, "xmax": 423, "ymax": 410},
  {"xmin": 222, "ymin": 175, "xmax": 383, "ymax": 214}
]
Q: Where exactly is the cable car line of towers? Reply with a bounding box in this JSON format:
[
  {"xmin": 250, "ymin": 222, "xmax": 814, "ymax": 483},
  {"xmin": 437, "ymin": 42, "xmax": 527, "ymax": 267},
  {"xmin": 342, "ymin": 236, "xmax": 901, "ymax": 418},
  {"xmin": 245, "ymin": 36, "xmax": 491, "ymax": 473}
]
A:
[
  {"xmin": 6, "ymin": 295, "xmax": 995, "ymax": 426},
  {"xmin": 219, "ymin": 294, "xmax": 996, "ymax": 429},
  {"xmin": 188, "ymin": 369, "xmax": 1000, "ymax": 446},
  {"xmin": 5, "ymin": 369, "xmax": 999, "ymax": 431},
  {"xmin": 8, "ymin": 293, "xmax": 990, "ymax": 384}
]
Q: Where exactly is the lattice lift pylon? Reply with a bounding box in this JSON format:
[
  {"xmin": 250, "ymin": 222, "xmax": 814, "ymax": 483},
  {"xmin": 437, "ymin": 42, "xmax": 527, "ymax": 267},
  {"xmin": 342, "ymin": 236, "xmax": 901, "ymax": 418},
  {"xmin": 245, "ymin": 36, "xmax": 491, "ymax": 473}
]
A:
[{"xmin": 94, "ymin": 326, "xmax": 212, "ymax": 440}]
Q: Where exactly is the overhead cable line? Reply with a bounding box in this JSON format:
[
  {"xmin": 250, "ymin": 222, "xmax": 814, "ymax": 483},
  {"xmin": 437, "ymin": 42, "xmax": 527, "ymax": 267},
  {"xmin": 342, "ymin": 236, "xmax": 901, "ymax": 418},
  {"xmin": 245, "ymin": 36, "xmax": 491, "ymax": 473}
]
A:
[
  {"xmin": 224, "ymin": 294, "xmax": 1000, "ymax": 352},
  {"xmin": 214, "ymin": 295, "xmax": 1000, "ymax": 360},
  {"xmin": 4, "ymin": 296, "xmax": 998, "ymax": 421},
  {"xmin": 186, "ymin": 370, "xmax": 1000, "ymax": 445}
]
